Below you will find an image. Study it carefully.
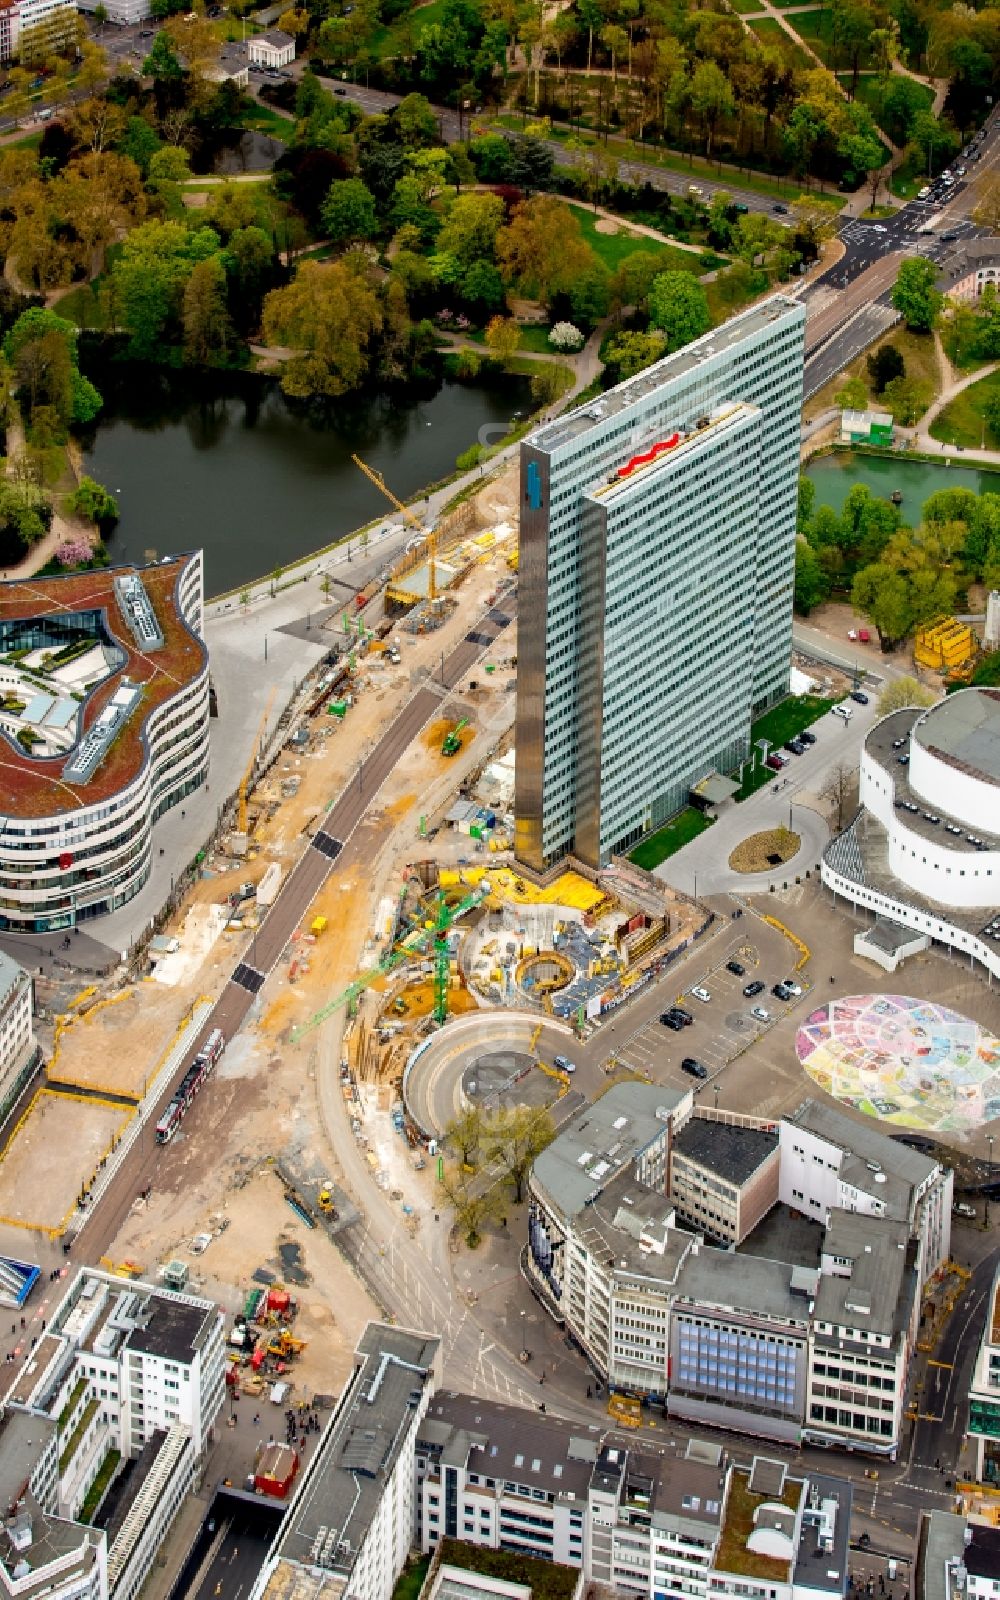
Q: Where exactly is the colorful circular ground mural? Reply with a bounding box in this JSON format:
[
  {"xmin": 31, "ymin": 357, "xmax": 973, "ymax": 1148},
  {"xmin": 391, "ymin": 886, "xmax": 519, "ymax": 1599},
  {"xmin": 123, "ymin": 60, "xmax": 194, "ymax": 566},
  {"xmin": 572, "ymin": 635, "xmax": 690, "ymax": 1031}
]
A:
[{"xmin": 796, "ymin": 994, "xmax": 1000, "ymax": 1131}]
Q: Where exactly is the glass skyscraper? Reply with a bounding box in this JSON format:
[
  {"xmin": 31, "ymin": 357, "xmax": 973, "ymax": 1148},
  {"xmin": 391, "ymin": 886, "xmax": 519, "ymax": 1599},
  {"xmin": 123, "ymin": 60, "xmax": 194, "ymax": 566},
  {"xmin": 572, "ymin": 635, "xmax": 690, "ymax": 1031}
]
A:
[{"xmin": 515, "ymin": 295, "xmax": 806, "ymax": 871}]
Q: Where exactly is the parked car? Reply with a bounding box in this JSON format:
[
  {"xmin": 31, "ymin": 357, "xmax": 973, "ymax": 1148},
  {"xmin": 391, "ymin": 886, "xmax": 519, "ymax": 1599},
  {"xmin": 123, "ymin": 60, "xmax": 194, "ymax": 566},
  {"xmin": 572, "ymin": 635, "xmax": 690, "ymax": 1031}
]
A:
[
  {"xmin": 783, "ymin": 980, "xmax": 803, "ymax": 997},
  {"xmin": 750, "ymin": 1005, "xmax": 771, "ymax": 1023},
  {"xmin": 554, "ymin": 1055, "xmax": 576, "ymax": 1074},
  {"xmin": 743, "ymin": 980, "xmax": 765, "ymax": 998},
  {"xmin": 850, "ymin": 690, "xmax": 869, "ymax": 705},
  {"xmin": 772, "ymin": 982, "xmax": 793, "ymax": 1001},
  {"xmin": 726, "ymin": 959, "xmax": 745, "ymax": 976},
  {"xmin": 660, "ymin": 1012, "xmax": 685, "ymax": 1031},
  {"xmin": 672, "ymin": 1006, "xmax": 693, "ymax": 1025},
  {"xmin": 681, "ymin": 1057, "xmax": 708, "ymax": 1079},
  {"xmin": 766, "ymin": 754, "xmax": 784, "ymax": 771},
  {"xmin": 690, "ymin": 986, "xmax": 711, "ymax": 1003},
  {"xmin": 832, "ymin": 704, "xmax": 853, "ymax": 722},
  {"xmin": 798, "ymin": 730, "xmax": 816, "ymax": 746},
  {"xmin": 954, "ymin": 1202, "xmax": 977, "ymax": 1219},
  {"xmin": 784, "ymin": 738, "xmax": 805, "ymax": 755}
]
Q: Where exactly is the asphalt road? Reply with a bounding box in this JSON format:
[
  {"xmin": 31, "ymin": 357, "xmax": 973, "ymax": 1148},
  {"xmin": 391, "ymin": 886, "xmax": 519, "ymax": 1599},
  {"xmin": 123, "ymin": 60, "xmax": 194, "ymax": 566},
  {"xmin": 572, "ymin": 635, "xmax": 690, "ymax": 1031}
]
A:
[{"xmin": 72, "ymin": 596, "xmax": 516, "ymax": 1263}]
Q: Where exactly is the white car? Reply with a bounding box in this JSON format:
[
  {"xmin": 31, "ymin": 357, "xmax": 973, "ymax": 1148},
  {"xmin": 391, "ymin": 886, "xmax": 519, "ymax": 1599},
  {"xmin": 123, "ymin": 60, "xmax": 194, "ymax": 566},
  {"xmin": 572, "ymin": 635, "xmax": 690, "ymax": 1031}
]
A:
[
  {"xmin": 918, "ymin": 185, "xmax": 931, "ymax": 198},
  {"xmin": 691, "ymin": 986, "xmax": 711, "ymax": 1003},
  {"xmin": 750, "ymin": 1006, "xmax": 771, "ymax": 1024},
  {"xmin": 783, "ymin": 980, "xmax": 803, "ymax": 997}
]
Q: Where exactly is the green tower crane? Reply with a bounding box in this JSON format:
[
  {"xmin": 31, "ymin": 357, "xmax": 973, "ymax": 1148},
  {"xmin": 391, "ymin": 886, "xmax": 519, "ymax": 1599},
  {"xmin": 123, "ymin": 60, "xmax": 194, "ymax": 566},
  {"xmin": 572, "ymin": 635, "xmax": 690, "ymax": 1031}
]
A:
[{"xmin": 290, "ymin": 885, "xmax": 486, "ymax": 1044}]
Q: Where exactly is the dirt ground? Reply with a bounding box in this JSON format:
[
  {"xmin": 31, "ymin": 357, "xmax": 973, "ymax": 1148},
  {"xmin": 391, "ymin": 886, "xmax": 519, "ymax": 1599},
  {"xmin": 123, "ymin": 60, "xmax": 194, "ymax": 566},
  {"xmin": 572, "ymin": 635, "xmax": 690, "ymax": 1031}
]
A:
[
  {"xmin": 729, "ymin": 828, "xmax": 801, "ymax": 873},
  {"xmin": 46, "ymin": 988, "xmax": 212, "ymax": 1098},
  {"xmin": 0, "ymin": 1091, "xmax": 132, "ymax": 1231},
  {"xmin": 113, "ymin": 1167, "xmax": 377, "ymax": 1404}
]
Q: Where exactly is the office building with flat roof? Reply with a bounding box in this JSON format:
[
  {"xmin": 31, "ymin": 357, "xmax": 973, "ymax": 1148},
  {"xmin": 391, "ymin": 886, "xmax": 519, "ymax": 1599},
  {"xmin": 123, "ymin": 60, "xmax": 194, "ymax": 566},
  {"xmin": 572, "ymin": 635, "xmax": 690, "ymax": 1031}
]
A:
[
  {"xmin": 515, "ymin": 296, "xmax": 806, "ymax": 870},
  {"xmin": 252, "ymin": 1324, "xmax": 441, "ymax": 1600}
]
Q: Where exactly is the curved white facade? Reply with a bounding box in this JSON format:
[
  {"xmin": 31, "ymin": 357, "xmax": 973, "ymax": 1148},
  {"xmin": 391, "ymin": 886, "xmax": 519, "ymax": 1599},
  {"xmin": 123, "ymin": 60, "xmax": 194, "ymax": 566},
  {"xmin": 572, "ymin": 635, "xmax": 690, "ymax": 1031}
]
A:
[
  {"xmin": 0, "ymin": 554, "xmax": 210, "ymax": 933},
  {"xmin": 822, "ymin": 690, "xmax": 1000, "ymax": 980}
]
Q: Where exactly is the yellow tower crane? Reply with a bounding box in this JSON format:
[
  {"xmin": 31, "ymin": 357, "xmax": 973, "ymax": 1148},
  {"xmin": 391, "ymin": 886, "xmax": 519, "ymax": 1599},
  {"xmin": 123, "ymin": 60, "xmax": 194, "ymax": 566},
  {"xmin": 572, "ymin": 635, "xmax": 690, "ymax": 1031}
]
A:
[
  {"xmin": 238, "ymin": 688, "xmax": 277, "ymax": 838},
  {"xmin": 351, "ymin": 453, "xmax": 437, "ymax": 601}
]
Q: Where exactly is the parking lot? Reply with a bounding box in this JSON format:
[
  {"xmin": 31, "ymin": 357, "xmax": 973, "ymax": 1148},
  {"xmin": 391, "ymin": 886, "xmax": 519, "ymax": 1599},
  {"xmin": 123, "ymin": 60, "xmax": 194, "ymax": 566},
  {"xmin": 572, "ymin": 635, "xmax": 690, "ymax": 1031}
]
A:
[{"xmin": 610, "ymin": 934, "xmax": 813, "ymax": 1100}]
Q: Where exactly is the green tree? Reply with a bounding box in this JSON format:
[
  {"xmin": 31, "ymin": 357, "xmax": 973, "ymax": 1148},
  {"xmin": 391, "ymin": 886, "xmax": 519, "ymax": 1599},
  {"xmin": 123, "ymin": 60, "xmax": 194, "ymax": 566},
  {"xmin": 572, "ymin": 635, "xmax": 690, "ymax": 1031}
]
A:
[
  {"xmin": 852, "ymin": 560, "xmax": 914, "ymax": 650},
  {"xmin": 111, "ymin": 220, "xmax": 220, "ymax": 359},
  {"xmin": 439, "ymin": 1164, "xmax": 501, "ymax": 1248},
  {"xmin": 603, "ymin": 328, "xmax": 666, "ymax": 381},
  {"xmin": 877, "ymin": 674, "xmax": 938, "ymax": 714},
  {"xmin": 530, "ymin": 365, "xmax": 566, "ymax": 407},
  {"xmin": 262, "ymin": 258, "xmax": 383, "ymax": 399},
  {"xmin": 483, "ymin": 1105, "xmax": 555, "ymax": 1204},
  {"xmin": 120, "ymin": 116, "xmax": 161, "ymax": 176},
  {"xmin": 891, "ymin": 257, "xmax": 942, "ymax": 332},
  {"xmin": 70, "ymin": 476, "xmax": 118, "ymax": 526},
  {"xmin": 182, "ymin": 254, "xmax": 231, "ymax": 366},
  {"xmin": 834, "ymin": 375, "xmax": 868, "ymax": 410},
  {"xmin": 984, "ymin": 392, "xmax": 1000, "ymax": 442},
  {"xmin": 147, "ymin": 144, "xmax": 190, "ymax": 185},
  {"xmin": 443, "ymin": 1105, "xmax": 485, "ymax": 1167},
  {"xmin": 794, "ymin": 541, "xmax": 830, "ymax": 615},
  {"xmin": 321, "ymin": 178, "xmax": 378, "ymax": 245},
  {"xmin": 461, "ymin": 259, "xmax": 504, "ymax": 314},
  {"xmin": 882, "ymin": 373, "xmax": 932, "ymax": 424},
  {"xmin": 647, "ymin": 272, "xmax": 711, "ymax": 352},
  {"xmin": 142, "ymin": 29, "xmax": 183, "ymax": 81},
  {"xmin": 437, "ymin": 191, "xmax": 504, "ymax": 267},
  {"xmin": 866, "ymin": 343, "xmax": 905, "ymax": 394},
  {"xmin": 689, "ymin": 59, "xmax": 734, "ymax": 158},
  {"xmin": 797, "ymin": 474, "xmax": 815, "ymax": 535},
  {"xmin": 484, "ymin": 315, "xmax": 521, "ymax": 366}
]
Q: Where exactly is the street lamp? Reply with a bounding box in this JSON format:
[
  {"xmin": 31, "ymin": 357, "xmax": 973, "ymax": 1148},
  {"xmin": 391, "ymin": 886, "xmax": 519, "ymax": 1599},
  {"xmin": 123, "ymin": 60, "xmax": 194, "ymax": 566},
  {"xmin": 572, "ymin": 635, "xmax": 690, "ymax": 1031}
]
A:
[
  {"xmin": 519, "ymin": 1309, "xmax": 529, "ymax": 1362},
  {"xmin": 987, "ymin": 1135, "xmax": 995, "ymax": 1230}
]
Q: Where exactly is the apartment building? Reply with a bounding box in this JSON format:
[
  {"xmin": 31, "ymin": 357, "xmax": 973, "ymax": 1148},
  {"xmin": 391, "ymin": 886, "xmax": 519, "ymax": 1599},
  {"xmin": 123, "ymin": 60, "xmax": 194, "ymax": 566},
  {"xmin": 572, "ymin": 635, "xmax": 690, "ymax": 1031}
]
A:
[
  {"xmin": 917, "ymin": 1513, "xmax": 1000, "ymax": 1600},
  {"xmin": 251, "ymin": 1325, "xmax": 441, "ymax": 1600},
  {"xmin": 966, "ymin": 1264, "xmax": 1000, "ymax": 1483},
  {"xmin": 15, "ymin": 0, "xmax": 75, "ymax": 57},
  {"xmin": 4, "ymin": 1267, "xmax": 224, "ymax": 1536},
  {"xmin": 779, "ymin": 1102, "xmax": 952, "ymax": 1288},
  {"xmin": 805, "ymin": 1214, "xmax": 917, "ymax": 1453},
  {"xmin": 0, "ymin": 952, "xmax": 37, "ymax": 1127},
  {"xmin": 416, "ymin": 1393, "xmax": 851, "ymax": 1600},
  {"xmin": 417, "ymin": 1394, "xmax": 728, "ymax": 1599},
  {"xmin": 669, "ymin": 1118, "xmax": 779, "ymax": 1245},
  {"xmin": 527, "ymin": 1087, "xmax": 942, "ymax": 1455},
  {"xmin": 709, "ymin": 1460, "xmax": 851, "ymax": 1600},
  {"xmin": 515, "ymin": 296, "xmax": 806, "ymax": 870}
]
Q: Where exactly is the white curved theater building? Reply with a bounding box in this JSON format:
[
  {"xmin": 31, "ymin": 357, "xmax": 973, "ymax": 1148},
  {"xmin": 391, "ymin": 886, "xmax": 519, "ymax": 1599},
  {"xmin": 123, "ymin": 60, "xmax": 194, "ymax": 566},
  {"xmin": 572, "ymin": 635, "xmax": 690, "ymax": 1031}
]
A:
[
  {"xmin": 0, "ymin": 553, "xmax": 209, "ymax": 932},
  {"xmin": 822, "ymin": 688, "xmax": 1000, "ymax": 979}
]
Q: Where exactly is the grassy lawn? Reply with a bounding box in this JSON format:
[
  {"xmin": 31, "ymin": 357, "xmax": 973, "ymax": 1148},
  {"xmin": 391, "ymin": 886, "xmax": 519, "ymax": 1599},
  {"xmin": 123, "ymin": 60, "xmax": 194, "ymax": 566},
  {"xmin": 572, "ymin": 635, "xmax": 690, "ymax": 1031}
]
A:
[
  {"xmin": 391, "ymin": 1559, "xmax": 431, "ymax": 1600},
  {"xmin": 629, "ymin": 808, "xmax": 715, "ymax": 870},
  {"xmin": 241, "ymin": 102, "xmax": 296, "ymax": 139},
  {"xmin": 370, "ymin": 0, "xmax": 448, "ymax": 56},
  {"xmin": 567, "ymin": 202, "xmax": 723, "ymax": 272},
  {"xmin": 468, "ymin": 323, "xmax": 555, "ymax": 352},
  {"xmin": 735, "ymin": 695, "xmax": 838, "ymax": 801},
  {"xmin": 746, "ymin": 17, "xmax": 815, "ymax": 70},
  {"xmin": 929, "ymin": 368, "xmax": 1000, "ymax": 449},
  {"xmin": 496, "ymin": 114, "xmax": 843, "ymax": 207},
  {"xmin": 726, "ymin": 0, "xmax": 764, "ymax": 12},
  {"xmin": 840, "ymin": 71, "xmax": 934, "ymax": 124},
  {"xmin": 804, "ymin": 325, "xmax": 941, "ymax": 420}
]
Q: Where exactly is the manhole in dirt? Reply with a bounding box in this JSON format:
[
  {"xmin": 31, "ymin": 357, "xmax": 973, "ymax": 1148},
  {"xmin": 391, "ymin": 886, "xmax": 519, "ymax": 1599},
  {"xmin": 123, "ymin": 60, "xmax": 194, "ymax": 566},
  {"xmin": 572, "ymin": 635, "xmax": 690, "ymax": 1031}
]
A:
[{"xmin": 278, "ymin": 1240, "xmax": 312, "ymax": 1286}]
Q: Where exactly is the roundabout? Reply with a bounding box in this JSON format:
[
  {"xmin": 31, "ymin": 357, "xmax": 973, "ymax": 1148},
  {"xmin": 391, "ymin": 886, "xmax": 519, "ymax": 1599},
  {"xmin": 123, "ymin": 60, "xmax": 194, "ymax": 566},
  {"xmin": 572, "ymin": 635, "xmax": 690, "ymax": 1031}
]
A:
[
  {"xmin": 403, "ymin": 1011, "xmax": 577, "ymax": 1140},
  {"xmin": 796, "ymin": 993, "xmax": 1000, "ymax": 1132}
]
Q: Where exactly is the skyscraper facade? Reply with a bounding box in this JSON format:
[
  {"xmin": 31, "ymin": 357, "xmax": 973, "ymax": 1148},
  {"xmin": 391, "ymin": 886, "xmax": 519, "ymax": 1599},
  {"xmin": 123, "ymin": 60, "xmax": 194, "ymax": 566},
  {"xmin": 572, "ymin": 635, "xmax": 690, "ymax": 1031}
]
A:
[{"xmin": 515, "ymin": 295, "xmax": 806, "ymax": 871}]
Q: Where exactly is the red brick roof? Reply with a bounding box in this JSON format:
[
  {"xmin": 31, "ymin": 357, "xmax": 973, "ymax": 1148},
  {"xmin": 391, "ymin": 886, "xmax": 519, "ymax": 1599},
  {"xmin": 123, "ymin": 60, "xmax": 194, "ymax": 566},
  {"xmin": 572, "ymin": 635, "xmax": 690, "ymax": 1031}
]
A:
[{"xmin": 0, "ymin": 557, "xmax": 206, "ymax": 820}]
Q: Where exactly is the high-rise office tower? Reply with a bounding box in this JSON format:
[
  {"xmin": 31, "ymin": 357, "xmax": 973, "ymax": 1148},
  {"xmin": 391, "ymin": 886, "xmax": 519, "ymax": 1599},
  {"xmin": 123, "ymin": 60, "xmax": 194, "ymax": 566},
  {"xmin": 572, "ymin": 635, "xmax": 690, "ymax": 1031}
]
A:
[{"xmin": 515, "ymin": 295, "xmax": 806, "ymax": 871}]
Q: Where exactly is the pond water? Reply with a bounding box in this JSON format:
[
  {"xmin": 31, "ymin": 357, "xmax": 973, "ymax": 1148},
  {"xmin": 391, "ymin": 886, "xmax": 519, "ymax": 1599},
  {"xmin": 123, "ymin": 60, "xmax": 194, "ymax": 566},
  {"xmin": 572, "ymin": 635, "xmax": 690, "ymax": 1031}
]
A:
[
  {"xmin": 805, "ymin": 451, "xmax": 1000, "ymax": 526},
  {"xmin": 81, "ymin": 364, "xmax": 531, "ymax": 597}
]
